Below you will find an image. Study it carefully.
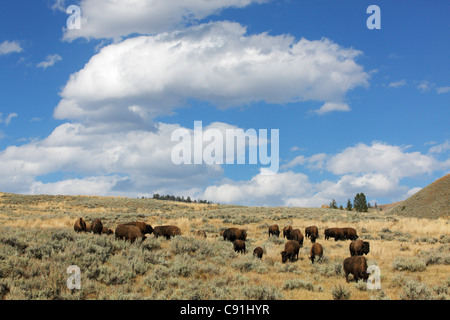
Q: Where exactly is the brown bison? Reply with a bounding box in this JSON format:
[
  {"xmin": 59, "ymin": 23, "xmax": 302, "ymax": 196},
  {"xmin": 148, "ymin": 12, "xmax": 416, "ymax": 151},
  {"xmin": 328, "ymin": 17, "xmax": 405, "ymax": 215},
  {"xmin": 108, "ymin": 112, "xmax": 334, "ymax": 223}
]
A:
[
  {"xmin": 305, "ymin": 226, "xmax": 318, "ymax": 239},
  {"xmin": 309, "ymin": 243, "xmax": 323, "ymax": 264},
  {"xmin": 324, "ymin": 228, "xmax": 338, "ymax": 240},
  {"xmin": 233, "ymin": 240, "xmax": 246, "ymax": 254},
  {"xmin": 283, "ymin": 225, "xmax": 293, "ymax": 239},
  {"xmin": 91, "ymin": 219, "xmax": 103, "ymax": 235},
  {"xmin": 290, "ymin": 229, "xmax": 304, "ymax": 246},
  {"xmin": 85, "ymin": 221, "xmax": 92, "ymax": 232},
  {"xmin": 268, "ymin": 224, "xmax": 280, "ymax": 238},
  {"xmin": 253, "ymin": 247, "xmax": 263, "ymax": 259},
  {"xmin": 223, "ymin": 228, "xmax": 247, "ymax": 242},
  {"xmin": 342, "ymin": 227, "xmax": 358, "ymax": 240},
  {"xmin": 343, "ymin": 256, "xmax": 369, "ymax": 283},
  {"xmin": 219, "ymin": 230, "xmax": 225, "ymax": 237},
  {"xmin": 334, "ymin": 228, "xmax": 345, "ymax": 241},
  {"xmin": 310, "ymin": 233, "xmax": 317, "ymax": 243},
  {"xmin": 74, "ymin": 218, "xmax": 86, "ymax": 233},
  {"xmin": 123, "ymin": 221, "xmax": 154, "ymax": 235},
  {"xmin": 281, "ymin": 240, "xmax": 300, "ymax": 263},
  {"xmin": 349, "ymin": 240, "xmax": 370, "ymax": 256},
  {"xmin": 153, "ymin": 225, "xmax": 181, "ymax": 239},
  {"xmin": 101, "ymin": 227, "xmax": 114, "ymax": 235},
  {"xmin": 115, "ymin": 224, "xmax": 146, "ymax": 243}
]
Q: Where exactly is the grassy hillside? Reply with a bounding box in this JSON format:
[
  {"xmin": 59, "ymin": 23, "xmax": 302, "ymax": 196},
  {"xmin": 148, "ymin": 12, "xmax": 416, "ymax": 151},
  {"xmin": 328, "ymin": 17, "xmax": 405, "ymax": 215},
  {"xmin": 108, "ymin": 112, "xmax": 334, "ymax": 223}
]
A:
[
  {"xmin": 387, "ymin": 174, "xmax": 450, "ymax": 219},
  {"xmin": 0, "ymin": 192, "xmax": 449, "ymax": 300}
]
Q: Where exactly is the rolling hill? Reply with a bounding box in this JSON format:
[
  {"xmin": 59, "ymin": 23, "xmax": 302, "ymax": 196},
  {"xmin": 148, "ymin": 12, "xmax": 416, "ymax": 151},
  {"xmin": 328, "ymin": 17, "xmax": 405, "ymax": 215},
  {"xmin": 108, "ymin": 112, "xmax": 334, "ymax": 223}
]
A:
[{"xmin": 387, "ymin": 174, "xmax": 450, "ymax": 219}]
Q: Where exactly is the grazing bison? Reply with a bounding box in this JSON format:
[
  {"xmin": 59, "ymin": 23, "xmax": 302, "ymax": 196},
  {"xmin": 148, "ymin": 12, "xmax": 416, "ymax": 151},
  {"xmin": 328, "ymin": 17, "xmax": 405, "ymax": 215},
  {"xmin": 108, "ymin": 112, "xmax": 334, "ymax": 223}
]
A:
[
  {"xmin": 253, "ymin": 247, "xmax": 264, "ymax": 259},
  {"xmin": 223, "ymin": 228, "xmax": 247, "ymax": 242},
  {"xmin": 281, "ymin": 240, "xmax": 300, "ymax": 263},
  {"xmin": 310, "ymin": 233, "xmax": 317, "ymax": 243},
  {"xmin": 343, "ymin": 256, "xmax": 369, "ymax": 283},
  {"xmin": 101, "ymin": 227, "xmax": 114, "ymax": 235},
  {"xmin": 309, "ymin": 243, "xmax": 323, "ymax": 264},
  {"xmin": 268, "ymin": 224, "xmax": 280, "ymax": 238},
  {"xmin": 115, "ymin": 224, "xmax": 146, "ymax": 243},
  {"xmin": 349, "ymin": 240, "xmax": 370, "ymax": 256},
  {"xmin": 73, "ymin": 218, "xmax": 86, "ymax": 233},
  {"xmin": 305, "ymin": 226, "xmax": 318, "ymax": 239},
  {"xmin": 290, "ymin": 229, "xmax": 304, "ymax": 246},
  {"xmin": 342, "ymin": 227, "xmax": 358, "ymax": 240},
  {"xmin": 91, "ymin": 219, "xmax": 103, "ymax": 235},
  {"xmin": 85, "ymin": 222, "xmax": 92, "ymax": 233},
  {"xmin": 233, "ymin": 240, "xmax": 246, "ymax": 254},
  {"xmin": 123, "ymin": 221, "xmax": 154, "ymax": 235},
  {"xmin": 153, "ymin": 225, "xmax": 182, "ymax": 239},
  {"xmin": 324, "ymin": 228, "xmax": 339, "ymax": 240},
  {"xmin": 334, "ymin": 228, "xmax": 345, "ymax": 241},
  {"xmin": 283, "ymin": 225, "xmax": 293, "ymax": 239}
]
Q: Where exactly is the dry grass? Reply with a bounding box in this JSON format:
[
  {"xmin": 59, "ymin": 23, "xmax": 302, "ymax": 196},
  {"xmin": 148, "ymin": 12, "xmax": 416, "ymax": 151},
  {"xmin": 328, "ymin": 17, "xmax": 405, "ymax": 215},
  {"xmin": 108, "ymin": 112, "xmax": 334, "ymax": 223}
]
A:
[{"xmin": 0, "ymin": 192, "xmax": 448, "ymax": 300}]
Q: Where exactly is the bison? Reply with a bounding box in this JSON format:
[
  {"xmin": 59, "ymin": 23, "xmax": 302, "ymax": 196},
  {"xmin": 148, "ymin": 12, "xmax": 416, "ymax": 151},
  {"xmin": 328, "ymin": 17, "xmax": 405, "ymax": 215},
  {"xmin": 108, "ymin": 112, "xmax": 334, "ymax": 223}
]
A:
[
  {"xmin": 85, "ymin": 221, "xmax": 92, "ymax": 233},
  {"xmin": 91, "ymin": 219, "xmax": 103, "ymax": 235},
  {"xmin": 281, "ymin": 240, "xmax": 300, "ymax": 263},
  {"xmin": 342, "ymin": 227, "xmax": 358, "ymax": 240},
  {"xmin": 73, "ymin": 218, "xmax": 86, "ymax": 233},
  {"xmin": 115, "ymin": 224, "xmax": 146, "ymax": 243},
  {"xmin": 334, "ymin": 228, "xmax": 345, "ymax": 241},
  {"xmin": 123, "ymin": 221, "xmax": 154, "ymax": 235},
  {"xmin": 290, "ymin": 229, "xmax": 304, "ymax": 246},
  {"xmin": 153, "ymin": 225, "xmax": 181, "ymax": 239},
  {"xmin": 268, "ymin": 224, "xmax": 280, "ymax": 238},
  {"xmin": 101, "ymin": 227, "xmax": 114, "ymax": 235},
  {"xmin": 343, "ymin": 256, "xmax": 369, "ymax": 283},
  {"xmin": 310, "ymin": 233, "xmax": 317, "ymax": 243},
  {"xmin": 324, "ymin": 228, "xmax": 339, "ymax": 240},
  {"xmin": 253, "ymin": 247, "xmax": 264, "ymax": 259},
  {"xmin": 305, "ymin": 226, "xmax": 318, "ymax": 239},
  {"xmin": 233, "ymin": 240, "xmax": 246, "ymax": 254},
  {"xmin": 349, "ymin": 240, "xmax": 370, "ymax": 256},
  {"xmin": 283, "ymin": 225, "xmax": 293, "ymax": 239},
  {"xmin": 309, "ymin": 243, "xmax": 323, "ymax": 264},
  {"xmin": 223, "ymin": 228, "xmax": 247, "ymax": 242}
]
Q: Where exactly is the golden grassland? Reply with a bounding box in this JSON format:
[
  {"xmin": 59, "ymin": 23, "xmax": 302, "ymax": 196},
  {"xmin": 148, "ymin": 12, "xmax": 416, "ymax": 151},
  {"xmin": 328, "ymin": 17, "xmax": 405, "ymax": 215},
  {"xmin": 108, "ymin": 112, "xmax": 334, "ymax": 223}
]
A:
[{"xmin": 0, "ymin": 192, "xmax": 448, "ymax": 300}]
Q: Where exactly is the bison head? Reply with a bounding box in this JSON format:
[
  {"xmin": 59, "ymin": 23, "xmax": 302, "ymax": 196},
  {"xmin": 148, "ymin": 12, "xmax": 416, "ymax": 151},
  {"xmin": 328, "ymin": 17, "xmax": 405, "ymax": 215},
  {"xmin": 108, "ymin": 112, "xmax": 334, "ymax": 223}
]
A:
[
  {"xmin": 280, "ymin": 251, "xmax": 288, "ymax": 263},
  {"xmin": 362, "ymin": 241, "xmax": 370, "ymax": 255},
  {"xmin": 145, "ymin": 224, "xmax": 154, "ymax": 234}
]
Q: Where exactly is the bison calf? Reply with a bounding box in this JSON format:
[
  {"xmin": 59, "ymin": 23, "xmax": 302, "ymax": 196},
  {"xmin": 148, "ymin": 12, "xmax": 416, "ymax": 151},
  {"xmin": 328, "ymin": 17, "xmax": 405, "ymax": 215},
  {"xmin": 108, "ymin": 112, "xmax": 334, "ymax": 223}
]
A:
[
  {"xmin": 102, "ymin": 227, "xmax": 114, "ymax": 235},
  {"xmin": 343, "ymin": 256, "xmax": 369, "ymax": 283},
  {"xmin": 115, "ymin": 224, "xmax": 146, "ymax": 243},
  {"xmin": 281, "ymin": 240, "xmax": 300, "ymax": 263}
]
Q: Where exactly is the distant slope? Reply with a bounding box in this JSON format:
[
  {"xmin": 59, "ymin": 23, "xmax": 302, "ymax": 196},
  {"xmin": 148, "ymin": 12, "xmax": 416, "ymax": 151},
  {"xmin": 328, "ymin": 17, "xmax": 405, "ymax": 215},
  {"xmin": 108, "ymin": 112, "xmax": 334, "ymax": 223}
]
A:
[
  {"xmin": 387, "ymin": 174, "xmax": 450, "ymax": 219},
  {"xmin": 378, "ymin": 201, "xmax": 404, "ymax": 212}
]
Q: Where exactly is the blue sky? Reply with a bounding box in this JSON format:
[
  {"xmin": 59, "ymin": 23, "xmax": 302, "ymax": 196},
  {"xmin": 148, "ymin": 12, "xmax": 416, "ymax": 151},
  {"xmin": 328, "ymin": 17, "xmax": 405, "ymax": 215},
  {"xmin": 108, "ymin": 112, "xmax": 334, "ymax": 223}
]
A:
[{"xmin": 0, "ymin": 0, "xmax": 448, "ymax": 207}]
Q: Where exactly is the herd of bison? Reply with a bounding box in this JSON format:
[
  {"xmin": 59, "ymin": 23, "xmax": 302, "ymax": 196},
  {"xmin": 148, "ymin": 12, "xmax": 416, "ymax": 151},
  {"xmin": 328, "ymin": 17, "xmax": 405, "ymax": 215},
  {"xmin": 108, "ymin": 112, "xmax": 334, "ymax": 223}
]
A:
[{"xmin": 74, "ymin": 218, "xmax": 372, "ymax": 283}]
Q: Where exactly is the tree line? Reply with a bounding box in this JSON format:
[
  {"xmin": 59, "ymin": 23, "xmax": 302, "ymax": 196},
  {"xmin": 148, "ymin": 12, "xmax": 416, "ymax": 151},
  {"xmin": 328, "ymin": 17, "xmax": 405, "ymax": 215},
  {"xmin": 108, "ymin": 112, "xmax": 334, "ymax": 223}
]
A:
[
  {"xmin": 140, "ymin": 194, "xmax": 216, "ymax": 205},
  {"xmin": 329, "ymin": 192, "xmax": 378, "ymax": 212}
]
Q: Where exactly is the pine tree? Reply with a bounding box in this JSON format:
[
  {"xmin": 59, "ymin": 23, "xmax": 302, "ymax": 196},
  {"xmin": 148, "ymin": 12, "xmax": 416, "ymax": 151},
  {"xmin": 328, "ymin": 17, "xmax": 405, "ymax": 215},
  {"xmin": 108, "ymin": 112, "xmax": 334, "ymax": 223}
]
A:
[
  {"xmin": 346, "ymin": 198, "xmax": 353, "ymax": 211},
  {"xmin": 329, "ymin": 199, "xmax": 338, "ymax": 209}
]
